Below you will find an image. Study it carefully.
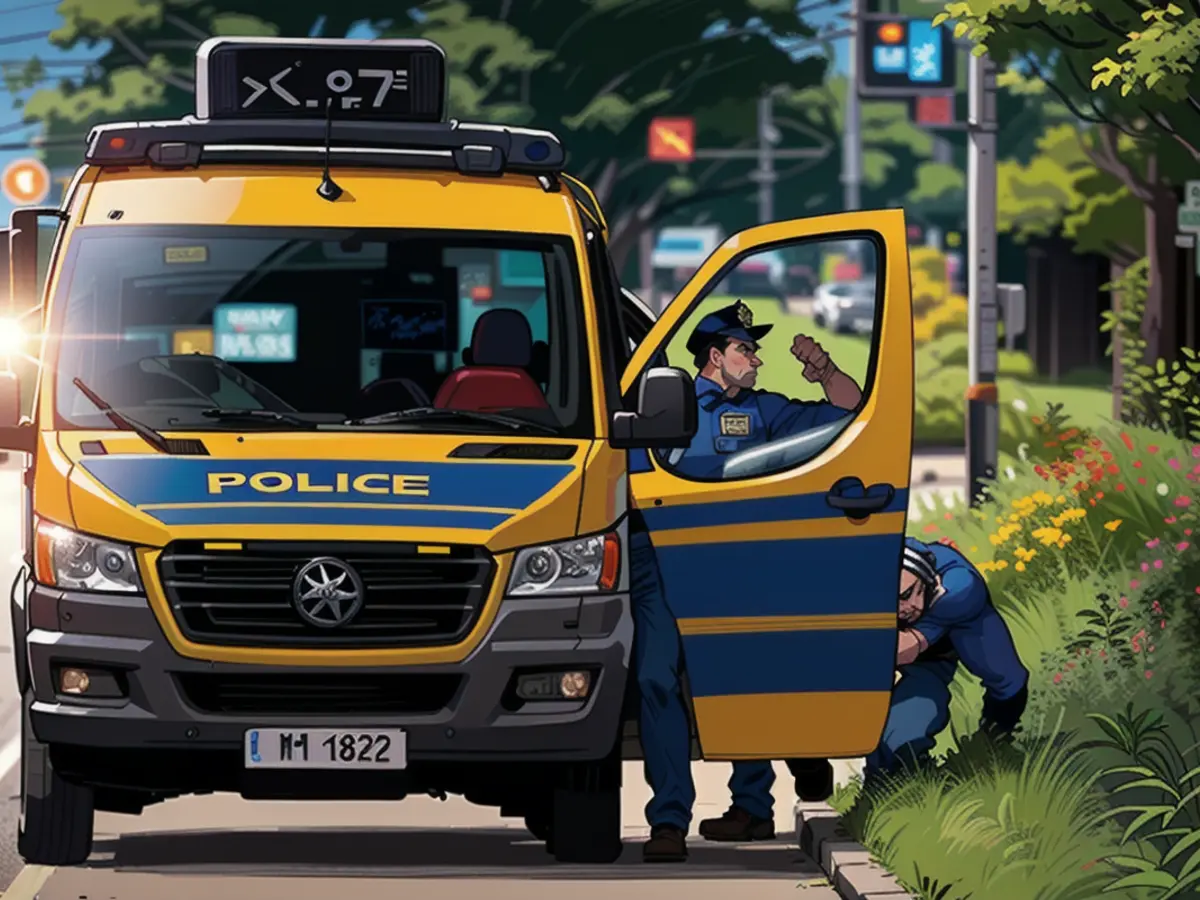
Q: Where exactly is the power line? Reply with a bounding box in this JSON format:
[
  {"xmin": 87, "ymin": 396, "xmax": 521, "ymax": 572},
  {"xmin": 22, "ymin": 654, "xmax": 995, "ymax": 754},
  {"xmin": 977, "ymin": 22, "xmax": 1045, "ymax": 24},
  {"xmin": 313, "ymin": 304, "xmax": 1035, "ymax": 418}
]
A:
[
  {"xmin": 0, "ymin": 1, "xmax": 61, "ymax": 14},
  {"xmin": 0, "ymin": 31, "xmax": 52, "ymax": 46}
]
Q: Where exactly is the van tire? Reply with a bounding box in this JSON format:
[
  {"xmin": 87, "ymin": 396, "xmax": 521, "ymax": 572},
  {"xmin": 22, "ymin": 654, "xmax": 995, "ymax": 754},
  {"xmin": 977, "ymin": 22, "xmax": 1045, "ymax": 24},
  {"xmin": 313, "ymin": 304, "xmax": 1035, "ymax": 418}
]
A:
[
  {"xmin": 790, "ymin": 758, "xmax": 835, "ymax": 802},
  {"xmin": 550, "ymin": 755, "xmax": 623, "ymax": 864},
  {"xmin": 17, "ymin": 697, "xmax": 94, "ymax": 866}
]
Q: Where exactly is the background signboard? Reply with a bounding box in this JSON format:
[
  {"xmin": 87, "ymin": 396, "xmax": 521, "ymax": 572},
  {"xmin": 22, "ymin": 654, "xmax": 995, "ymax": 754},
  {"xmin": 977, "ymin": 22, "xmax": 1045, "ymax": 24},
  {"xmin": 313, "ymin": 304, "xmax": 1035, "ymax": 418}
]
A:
[
  {"xmin": 859, "ymin": 16, "xmax": 957, "ymax": 98},
  {"xmin": 213, "ymin": 304, "xmax": 297, "ymax": 362}
]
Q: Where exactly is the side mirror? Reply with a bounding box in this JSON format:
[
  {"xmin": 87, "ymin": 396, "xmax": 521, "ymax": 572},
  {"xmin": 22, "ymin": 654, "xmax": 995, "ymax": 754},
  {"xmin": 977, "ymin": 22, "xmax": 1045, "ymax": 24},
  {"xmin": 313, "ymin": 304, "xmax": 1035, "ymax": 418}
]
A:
[
  {"xmin": 9, "ymin": 206, "xmax": 63, "ymax": 315},
  {"xmin": 610, "ymin": 366, "xmax": 697, "ymax": 450},
  {"xmin": 0, "ymin": 371, "xmax": 32, "ymax": 454}
]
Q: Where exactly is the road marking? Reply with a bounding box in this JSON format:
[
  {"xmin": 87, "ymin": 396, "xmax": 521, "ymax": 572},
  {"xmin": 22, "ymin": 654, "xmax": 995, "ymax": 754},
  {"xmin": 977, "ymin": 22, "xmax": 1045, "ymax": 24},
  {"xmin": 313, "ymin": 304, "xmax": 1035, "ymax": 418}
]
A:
[
  {"xmin": 0, "ymin": 730, "xmax": 19, "ymax": 782},
  {"xmin": 2, "ymin": 864, "xmax": 54, "ymax": 900}
]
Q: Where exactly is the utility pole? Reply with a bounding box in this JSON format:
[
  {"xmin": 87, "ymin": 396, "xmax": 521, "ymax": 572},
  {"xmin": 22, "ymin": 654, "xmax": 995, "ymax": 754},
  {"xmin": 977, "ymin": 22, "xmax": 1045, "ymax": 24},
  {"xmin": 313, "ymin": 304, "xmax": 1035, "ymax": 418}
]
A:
[
  {"xmin": 966, "ymin": 49, "xmax": 999, "ymax": 506},
  {"xmin": 843, "ymin": 0, "xmax": 862, "ymax": 212},
  {"xmin": 756, "ymin": 93, "xmax": 777, "ymax": 223}
]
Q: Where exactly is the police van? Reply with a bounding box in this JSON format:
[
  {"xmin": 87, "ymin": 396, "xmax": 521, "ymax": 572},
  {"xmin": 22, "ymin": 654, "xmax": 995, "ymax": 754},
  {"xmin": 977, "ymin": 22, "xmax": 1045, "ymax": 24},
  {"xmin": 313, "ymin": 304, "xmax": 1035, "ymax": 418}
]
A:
[{"xmin": 0, "ymin": 37, "xmax": 914, "ymax": 866}]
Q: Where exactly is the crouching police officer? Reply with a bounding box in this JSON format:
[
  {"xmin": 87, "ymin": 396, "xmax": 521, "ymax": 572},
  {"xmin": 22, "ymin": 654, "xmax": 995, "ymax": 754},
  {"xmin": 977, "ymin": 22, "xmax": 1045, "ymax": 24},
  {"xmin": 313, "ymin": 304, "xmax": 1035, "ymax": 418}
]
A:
[
  {"xmin": 696, "ymin": 537, "xmax": 1030, "ymax": 844},
  {"xmin": 638, "ymin": 300, "xmax": 864, "ymax": 862}
]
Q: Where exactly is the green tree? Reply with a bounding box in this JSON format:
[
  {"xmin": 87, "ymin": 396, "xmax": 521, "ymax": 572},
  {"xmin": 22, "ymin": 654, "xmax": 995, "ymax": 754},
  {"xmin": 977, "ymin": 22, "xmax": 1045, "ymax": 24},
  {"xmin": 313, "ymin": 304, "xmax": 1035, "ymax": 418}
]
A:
[
  {"xmin": 390, "ymin": 0, "xmax": 832, "ymax": 270},
  {"xmin": 939, "ymin": 0, "xmax": 1199, "ymax": 365},
  {"xmin": 12, "ymin": 1, "xmax": 408, "ymax": 170}
]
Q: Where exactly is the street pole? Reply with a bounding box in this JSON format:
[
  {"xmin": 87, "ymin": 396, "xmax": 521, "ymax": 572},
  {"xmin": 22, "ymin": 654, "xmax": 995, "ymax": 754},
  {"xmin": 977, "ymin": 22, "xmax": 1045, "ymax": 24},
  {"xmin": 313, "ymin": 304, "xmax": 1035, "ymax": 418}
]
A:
[
  {"xmin": 843, "ymin": 0, "xmax": 862, "ymax": 212},
  {"xmin": 756, "ymin": 92, "xmax": 776, "ymax": 223},
  {"xmin": 966, "ymin": 50, "xmax": 999, "ymax": 506}
]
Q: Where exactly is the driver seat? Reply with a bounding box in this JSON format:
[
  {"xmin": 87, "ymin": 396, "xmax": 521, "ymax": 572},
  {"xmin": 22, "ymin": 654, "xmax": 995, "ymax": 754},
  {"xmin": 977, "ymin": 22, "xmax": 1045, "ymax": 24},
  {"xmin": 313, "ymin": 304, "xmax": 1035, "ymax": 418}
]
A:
[{"xmin": 433, "ymin": 309, "xmax": 548, "ymax": 411}]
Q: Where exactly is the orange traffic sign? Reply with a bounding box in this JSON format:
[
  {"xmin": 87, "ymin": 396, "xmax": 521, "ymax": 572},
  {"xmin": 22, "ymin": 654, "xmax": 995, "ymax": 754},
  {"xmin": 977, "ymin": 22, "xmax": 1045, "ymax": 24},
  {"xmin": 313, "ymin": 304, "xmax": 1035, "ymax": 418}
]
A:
[
  {"xmin": 2, "ymin": 158, "xmax": 51, "ymax": 206},
  {"xmin": 648, "ymin": 117, "xmax": 695, "ymax": 162}
]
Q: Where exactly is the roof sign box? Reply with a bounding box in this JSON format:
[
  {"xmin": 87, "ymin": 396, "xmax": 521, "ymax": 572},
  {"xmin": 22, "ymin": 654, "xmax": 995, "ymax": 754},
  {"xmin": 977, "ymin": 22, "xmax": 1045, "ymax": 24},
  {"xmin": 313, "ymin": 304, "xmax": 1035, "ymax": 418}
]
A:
[{"xmin": 195, "ymin": 37, "xmax": 447, "ymax": 123}]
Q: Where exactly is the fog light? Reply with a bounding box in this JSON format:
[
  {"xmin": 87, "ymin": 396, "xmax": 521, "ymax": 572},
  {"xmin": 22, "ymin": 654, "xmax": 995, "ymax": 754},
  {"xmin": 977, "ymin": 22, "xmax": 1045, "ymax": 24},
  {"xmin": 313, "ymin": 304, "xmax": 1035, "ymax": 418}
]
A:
[
  {"xmin": 60, "ymin": 667, "xmax": 90, "ymax": 695},
  {"xmin": 560, "ymin": 670, "xmax": 591, "ymax": 699}
]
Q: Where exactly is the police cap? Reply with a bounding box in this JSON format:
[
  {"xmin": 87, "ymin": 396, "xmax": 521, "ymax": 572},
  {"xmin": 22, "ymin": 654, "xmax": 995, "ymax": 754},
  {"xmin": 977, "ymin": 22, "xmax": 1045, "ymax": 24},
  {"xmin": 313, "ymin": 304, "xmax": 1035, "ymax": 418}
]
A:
[{"xmin": 685, "ymin": 300, "xmax": 774, "ymax": 356}]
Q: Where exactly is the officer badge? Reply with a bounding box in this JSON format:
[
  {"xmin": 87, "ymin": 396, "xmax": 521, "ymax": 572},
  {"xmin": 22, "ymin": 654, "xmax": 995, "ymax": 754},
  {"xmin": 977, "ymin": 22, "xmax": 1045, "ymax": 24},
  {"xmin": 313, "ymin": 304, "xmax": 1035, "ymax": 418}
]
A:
[
  {"xmin": 719, "ymin": 412, "xmax": 752, "ymax": 436},
  {"xmin": 735, "ymin": 301, "xmax": 753, "ymax": 328}
]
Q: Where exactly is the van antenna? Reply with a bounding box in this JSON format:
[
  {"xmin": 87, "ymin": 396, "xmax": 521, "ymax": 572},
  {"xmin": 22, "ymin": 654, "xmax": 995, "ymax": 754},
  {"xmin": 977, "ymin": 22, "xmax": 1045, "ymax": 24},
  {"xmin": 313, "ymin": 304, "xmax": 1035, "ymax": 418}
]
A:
[{"xmin": 317, "ymin": 97, "xmax": 344, "ymax": 203}]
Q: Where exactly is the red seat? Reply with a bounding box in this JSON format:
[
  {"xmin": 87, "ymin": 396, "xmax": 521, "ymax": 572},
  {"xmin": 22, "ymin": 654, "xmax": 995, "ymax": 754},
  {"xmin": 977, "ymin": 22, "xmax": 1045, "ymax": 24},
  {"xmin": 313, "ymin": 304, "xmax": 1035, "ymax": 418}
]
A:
[{"xmin": 433, "ymin": 309, "xmax": 548, "ymax": 411}]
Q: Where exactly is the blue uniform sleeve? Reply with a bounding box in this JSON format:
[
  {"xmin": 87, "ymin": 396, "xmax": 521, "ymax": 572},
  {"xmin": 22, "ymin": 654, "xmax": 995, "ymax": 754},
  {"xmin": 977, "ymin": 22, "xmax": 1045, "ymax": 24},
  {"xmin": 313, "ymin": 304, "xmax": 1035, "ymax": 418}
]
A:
[
  {"xmin": 912, "ymin": 560, "xmax": 1029, "ymax": 701},
  {"xmin": 756, "ymin": 390, "xmax": 849, "ymax": 440}
]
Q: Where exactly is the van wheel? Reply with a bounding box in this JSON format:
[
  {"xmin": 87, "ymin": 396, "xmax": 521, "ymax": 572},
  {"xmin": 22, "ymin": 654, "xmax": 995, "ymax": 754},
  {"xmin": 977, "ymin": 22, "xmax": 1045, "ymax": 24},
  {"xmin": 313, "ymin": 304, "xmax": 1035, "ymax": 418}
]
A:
[
  {"xmin": 17, "ymin": 697, "xmax": 94, "ymax": 866},
  {"xmin": 551, "ymin": 755, "xmax": 623, "ymax": 863},
  {"xmin": 813, "ymin": 312, "xmax": 826, "ymax": 328}
]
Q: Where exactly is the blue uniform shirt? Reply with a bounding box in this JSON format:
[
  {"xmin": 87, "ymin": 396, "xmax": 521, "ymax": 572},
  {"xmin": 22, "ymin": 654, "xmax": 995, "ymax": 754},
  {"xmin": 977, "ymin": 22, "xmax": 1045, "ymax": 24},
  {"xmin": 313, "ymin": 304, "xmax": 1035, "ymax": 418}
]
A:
[
  {"xmin": 905, "ymin": 537, "xmax": 1029, "ymax": 701},
  {"xmin": 669, "ymin": 375, "xmax": 849, "ymax": 478}
]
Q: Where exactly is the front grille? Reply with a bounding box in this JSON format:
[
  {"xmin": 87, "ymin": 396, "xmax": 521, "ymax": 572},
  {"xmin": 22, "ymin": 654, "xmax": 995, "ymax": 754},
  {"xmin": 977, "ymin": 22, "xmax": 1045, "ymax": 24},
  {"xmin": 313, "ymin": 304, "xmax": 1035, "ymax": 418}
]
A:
[
  {"xmin": 158, "ymin": 541, "xmax": 495, "ymax": 649},
  {"xmin": 176, "ymin": 672, "xmax": 463, "ymax": 715}
]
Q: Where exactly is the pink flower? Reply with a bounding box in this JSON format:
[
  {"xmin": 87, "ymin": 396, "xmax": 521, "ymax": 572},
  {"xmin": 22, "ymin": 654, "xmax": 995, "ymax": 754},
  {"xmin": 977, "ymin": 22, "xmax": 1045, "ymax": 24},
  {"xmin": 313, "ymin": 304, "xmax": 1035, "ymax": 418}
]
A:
[
  {"xmin": 1053, "ymin": 673, "xmax": 1063, "ymax": 685},
  {"xmin": 1188, "ymin": 529, "xmax": 1194, "ymax": 536},
  {"xmin": 1176, "ymin": 496, "xmax": 1192, "ymax": 508},
  {"xmin": 1074, "ymin": 448, "xmax": 1086, "ymax": 459},
  {"xmin": 1171, "ymin": 458, "xmax": 1183, "ymax": 470},
  {"xmin": 1152, "ymin": 600, "xmax": 1162, "ymax": 612},
  {"xmin": 1149, "ymin": 445, "xmax": 1160, "ymax": 454},
  {"xmin": 1167, "ymin": 516, "xmax": 1178, "ymax": 524},
  {"xmin": 1148, "ymin": 538, "xmax": 1161, "ymax": 548},
  {"xmin": 1179, "ymin": 542, "xmax": 1191, "ymax": 552},
  {"xmin": 1142, "ymin": 562, "xmax": 1151, "ymax": 572},
  {"xmin": 1150, "ymin": 644, "xmax": 1157, "ymax": 652},
  {"xmin": 1193, "ymin": 445, "xmax": 1200, "ymax": 458},
  {"xmin": 1161, "ymin": 619, "xmax": 1168, "ymax": 629},
  {"xmin": 1131, "ymin": 579, "xmax": 1141, "ymax": 589},
  {"xmin": 1155, "ymin": 560, "xmax": 1164, "ymax": 569},
  {"xmin": 1119, "ymin": 596, "xmax": 1130, "ymax": 608},
  {"xmin": 1147, "ymin": 670, "xmax": 1154, "ymax": 679}
]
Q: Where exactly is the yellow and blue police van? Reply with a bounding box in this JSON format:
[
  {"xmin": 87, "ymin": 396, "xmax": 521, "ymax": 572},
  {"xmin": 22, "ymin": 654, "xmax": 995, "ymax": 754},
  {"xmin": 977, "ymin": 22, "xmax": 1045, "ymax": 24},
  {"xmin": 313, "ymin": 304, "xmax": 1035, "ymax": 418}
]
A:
[{"xmin": 0, "ymin": 36, "xmax": 913, "ymax": 866}]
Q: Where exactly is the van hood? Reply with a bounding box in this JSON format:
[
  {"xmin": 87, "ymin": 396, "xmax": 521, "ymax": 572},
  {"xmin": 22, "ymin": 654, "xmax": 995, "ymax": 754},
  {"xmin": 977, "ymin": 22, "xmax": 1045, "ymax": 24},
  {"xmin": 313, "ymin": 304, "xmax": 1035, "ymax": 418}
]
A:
[{"xmin": 54, "ymin": 431, "xmax": 594, "ymax": 552}]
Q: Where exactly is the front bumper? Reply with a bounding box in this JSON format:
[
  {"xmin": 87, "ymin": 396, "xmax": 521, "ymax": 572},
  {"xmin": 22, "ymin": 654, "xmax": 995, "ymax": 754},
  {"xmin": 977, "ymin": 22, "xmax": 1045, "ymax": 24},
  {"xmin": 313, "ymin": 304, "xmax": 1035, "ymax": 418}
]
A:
[{"xmin": 24, "ymin": 579, "xmax": 632, "ymax": 794}]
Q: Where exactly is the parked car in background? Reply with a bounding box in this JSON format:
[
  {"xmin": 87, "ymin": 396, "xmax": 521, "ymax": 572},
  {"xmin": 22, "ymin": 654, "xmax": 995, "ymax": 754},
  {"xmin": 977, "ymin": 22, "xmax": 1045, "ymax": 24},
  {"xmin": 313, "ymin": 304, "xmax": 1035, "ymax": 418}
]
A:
[{"xmin": 812, "ymin": 280, "xmax": 876, "ymax": 334}]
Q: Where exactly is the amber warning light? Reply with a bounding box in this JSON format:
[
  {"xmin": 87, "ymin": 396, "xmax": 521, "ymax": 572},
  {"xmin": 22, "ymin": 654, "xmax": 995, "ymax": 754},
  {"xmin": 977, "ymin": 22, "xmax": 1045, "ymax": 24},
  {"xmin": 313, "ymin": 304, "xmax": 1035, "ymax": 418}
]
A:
[{"xmin": 878, "ymin": 22, "xmax": 905, "ymax": 43}]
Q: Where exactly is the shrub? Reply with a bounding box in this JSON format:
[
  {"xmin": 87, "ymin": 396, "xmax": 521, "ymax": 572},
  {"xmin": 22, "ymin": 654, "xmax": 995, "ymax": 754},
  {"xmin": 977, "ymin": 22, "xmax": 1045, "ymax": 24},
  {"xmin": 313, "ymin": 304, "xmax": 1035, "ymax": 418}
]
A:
[
  {"xmin": 910, "ymin": 246, "xmax": 968, "ymax": 345},
  {"xmin": 847, "ymin": 404, "xmax": 1200, "ymax": 899}
]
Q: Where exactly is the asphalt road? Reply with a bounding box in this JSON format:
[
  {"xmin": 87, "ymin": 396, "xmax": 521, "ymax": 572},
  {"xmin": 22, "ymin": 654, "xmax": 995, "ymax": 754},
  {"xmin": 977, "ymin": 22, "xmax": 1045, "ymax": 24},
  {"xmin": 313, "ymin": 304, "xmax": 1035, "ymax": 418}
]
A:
[{"xmin": 0, "ymin": 453, "xmax": 963, "ymax": 899}]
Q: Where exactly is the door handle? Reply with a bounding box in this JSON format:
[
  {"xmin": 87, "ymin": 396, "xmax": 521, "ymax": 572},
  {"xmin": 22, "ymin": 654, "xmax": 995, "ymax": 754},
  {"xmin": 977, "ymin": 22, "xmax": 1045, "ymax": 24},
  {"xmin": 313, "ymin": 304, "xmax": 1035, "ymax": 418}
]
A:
[{"xmin": 825, "ymin": 476, "xmax": 896, "ymax": 518}]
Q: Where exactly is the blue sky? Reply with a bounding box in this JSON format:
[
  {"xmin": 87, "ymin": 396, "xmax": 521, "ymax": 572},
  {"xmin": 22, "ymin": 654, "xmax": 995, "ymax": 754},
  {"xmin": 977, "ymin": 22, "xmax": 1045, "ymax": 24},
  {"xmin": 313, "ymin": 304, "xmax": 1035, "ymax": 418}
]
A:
[{"xmin": 0, "ymin": 0, "xmax": 854, "ymax": 223}]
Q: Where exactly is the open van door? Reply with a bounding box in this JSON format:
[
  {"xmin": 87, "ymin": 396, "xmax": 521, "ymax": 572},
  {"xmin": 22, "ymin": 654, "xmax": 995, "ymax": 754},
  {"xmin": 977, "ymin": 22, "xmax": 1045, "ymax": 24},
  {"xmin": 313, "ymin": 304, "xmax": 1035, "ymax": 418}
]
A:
[{"xmin": 622, "ymin": 210, "xmax": 913, "ymax": 760}]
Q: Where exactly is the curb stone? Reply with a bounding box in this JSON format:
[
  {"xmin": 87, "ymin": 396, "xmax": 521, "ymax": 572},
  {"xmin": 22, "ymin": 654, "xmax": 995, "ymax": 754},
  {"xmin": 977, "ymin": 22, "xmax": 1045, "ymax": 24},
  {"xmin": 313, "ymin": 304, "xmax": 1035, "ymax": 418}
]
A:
[{"xmin": 795, "ymin": 801, "xmax": 915, "ymax": 900}]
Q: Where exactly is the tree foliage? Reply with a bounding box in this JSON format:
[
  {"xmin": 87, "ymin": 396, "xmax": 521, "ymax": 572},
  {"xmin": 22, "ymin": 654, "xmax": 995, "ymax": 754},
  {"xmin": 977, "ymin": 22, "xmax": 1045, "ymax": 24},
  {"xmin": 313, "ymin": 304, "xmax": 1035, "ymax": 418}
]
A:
[
  {"xmin": 390, "ymin": 0, "xmax": 830, "ymax": 267},
  {"xmin": 939, "ymin": 0, "xmax": 1200, "ymax": 361}
]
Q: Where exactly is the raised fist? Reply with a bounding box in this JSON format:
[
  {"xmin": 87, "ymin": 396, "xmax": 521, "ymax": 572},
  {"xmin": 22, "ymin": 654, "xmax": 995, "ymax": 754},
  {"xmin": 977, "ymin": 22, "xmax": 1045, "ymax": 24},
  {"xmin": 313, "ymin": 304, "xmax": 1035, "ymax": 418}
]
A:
[{"xmin": 791, "ymin": 333, "xmax": 833, "ymax": 383}]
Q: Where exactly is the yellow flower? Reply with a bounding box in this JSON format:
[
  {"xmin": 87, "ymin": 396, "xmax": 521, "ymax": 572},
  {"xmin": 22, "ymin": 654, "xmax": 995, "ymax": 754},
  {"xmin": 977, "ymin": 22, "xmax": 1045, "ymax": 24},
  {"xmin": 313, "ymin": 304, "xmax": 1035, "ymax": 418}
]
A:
[
  {"xmin": 1008, "ymin": 513, "xmax": 1021, "ymax": 522},
  {"xmin": 1015, "ymin": 561, "xmax": 1026, "ymax": 572},
  {"xmin": 1055, "ymin": 495, "xmax": 1067, "ymax": 504},
  {"xmin": 1032, "ymin": 490, "xmax": 1054, "ymax": 507},
  {"xmin": 1050, "ymin": 508, "xmax": 1087, "ymax": 528},
  {"xmin": 1033, "ymin": 526, "xmax": 1064, "ymax": 546},
  {"xmin": 1014, "ymin": 547, "xmax": 1037, "ymax": 562},
  {"xmin": 988, "ymin": 523, "xmax": 1022, "ymax": 546},
  {"xmin": 1104, "ymin": 519, "xmax": 1123, "ymax": 532}
]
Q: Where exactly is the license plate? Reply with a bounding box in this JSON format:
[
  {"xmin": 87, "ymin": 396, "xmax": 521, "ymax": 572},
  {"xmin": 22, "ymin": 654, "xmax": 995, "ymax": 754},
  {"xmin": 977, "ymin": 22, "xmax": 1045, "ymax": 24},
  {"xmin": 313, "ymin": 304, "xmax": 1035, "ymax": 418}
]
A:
[{"xmin": 243, "ymin": 728, "xmax": 407, "ymax": 769}]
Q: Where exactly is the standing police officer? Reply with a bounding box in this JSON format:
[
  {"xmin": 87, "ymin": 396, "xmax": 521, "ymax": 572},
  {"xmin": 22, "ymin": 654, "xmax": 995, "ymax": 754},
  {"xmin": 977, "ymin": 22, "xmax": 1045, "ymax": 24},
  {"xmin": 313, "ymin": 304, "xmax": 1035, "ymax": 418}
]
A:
[
  {"xmin": 668, "ymin": 300, "xmax": 862, "ymax": 478},
  {"xmin": 638, "ymin": 300, "xmax": 864, "ymax": 862}
]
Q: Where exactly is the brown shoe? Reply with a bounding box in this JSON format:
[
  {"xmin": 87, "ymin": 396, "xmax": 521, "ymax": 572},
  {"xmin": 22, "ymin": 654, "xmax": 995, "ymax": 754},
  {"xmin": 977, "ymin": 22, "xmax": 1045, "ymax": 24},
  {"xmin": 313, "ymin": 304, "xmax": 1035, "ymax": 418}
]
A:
[
  {"xmin": 698, "ymin": 806, "xmax": 775, "ymax": 842},
  {"xmin": 643, "ymin": 824, "xmax": 688, "ymax": 862}
]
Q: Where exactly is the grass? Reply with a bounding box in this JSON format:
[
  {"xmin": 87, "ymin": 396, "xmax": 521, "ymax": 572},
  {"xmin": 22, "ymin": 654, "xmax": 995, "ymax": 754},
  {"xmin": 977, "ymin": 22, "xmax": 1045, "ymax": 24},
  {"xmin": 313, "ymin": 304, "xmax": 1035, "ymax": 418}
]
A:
[{"xmin": 836, "ymin": 417, "xmax": 1200, "ymax": 900}]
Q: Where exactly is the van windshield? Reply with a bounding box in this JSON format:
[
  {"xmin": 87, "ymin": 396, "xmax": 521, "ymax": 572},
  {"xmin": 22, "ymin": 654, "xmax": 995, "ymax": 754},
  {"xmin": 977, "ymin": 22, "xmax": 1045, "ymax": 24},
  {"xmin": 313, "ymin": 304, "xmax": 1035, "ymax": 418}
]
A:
[{"xmin": 50, "ymin": 226, "xmax": 593, "ymax": 437}]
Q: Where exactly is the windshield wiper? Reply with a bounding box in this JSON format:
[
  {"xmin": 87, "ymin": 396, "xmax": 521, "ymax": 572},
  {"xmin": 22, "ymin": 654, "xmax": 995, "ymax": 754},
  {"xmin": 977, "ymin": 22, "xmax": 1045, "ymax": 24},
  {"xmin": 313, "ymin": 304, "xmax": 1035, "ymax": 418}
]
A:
[
  {"xmin": 347, "ymin": 407, "xmax": 559, "ymax": 435},
  {"xmin": 200, "ymin": 408, "xmax": 317, "ymax": 429},
  {"xmin": 73, "ymin": 377, "xmax": 176, "ymax": 455}
]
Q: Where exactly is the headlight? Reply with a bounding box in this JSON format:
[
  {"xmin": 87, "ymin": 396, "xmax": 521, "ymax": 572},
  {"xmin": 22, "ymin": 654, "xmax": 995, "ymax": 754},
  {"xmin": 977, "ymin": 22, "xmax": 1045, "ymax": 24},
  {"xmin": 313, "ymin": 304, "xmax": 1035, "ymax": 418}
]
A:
[
  {"xmin": 33, "ymin": 520, "xmax": 143, "ymax": 593},
  {"xmin": 507, "ymin": 531, "xmax": 621, "ymax": 596},
  {"xmin": 838, "ymin": 298, "xmax": 854, "ymax": 309}
]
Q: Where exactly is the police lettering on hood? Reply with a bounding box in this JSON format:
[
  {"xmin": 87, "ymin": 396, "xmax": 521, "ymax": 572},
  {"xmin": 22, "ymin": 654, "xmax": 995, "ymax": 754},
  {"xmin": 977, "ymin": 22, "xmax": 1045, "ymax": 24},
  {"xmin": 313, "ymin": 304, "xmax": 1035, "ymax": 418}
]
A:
[{"xmin": 665, "ymin": 300, "xmax": 865, "ymax": 478}]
